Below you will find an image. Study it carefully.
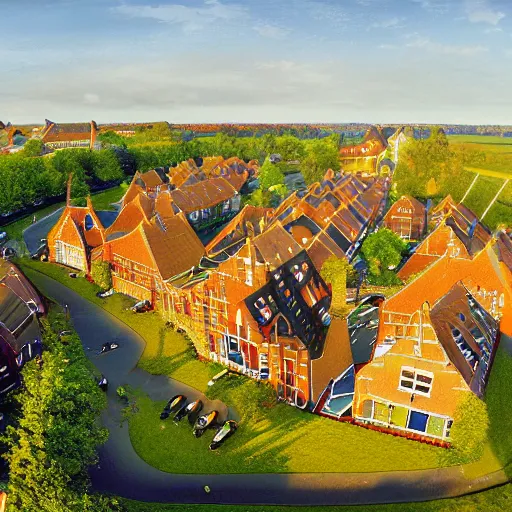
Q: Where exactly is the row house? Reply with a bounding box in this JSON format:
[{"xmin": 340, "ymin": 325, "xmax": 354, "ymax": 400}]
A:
[
  {"xmin": 383, "ymin": 195, "xmax": 427, "ymax": 241},
  {"xmin": 271, "ymin": 172, "xmax": 388, "ymax": 265},
  {"xmin": 339, "ymin": 126, "xmax": 388, "ymax": 174},
  {"xmin": 40, "ymin": 119, "xmax": 98, "ymax": 150},
  {"xmin": 47, "ymin": 197, "xmax": 106, "ymax": 273},
  {"xmin": 398, "ymin": 199, "xmax": 492, "ymax": 281}
]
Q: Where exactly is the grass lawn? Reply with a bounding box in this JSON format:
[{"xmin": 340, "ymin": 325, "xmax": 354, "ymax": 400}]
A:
[
  {"xmin": 2, "ymin": 184, "xmax": 125, "ymax": 243},
  {"xmin": 460, "ymin": 175, "xmax": 512, "ymax": 230},
  {"xmin": 120, "ymin": 482, "xmax": 512, "ymax": 512}
]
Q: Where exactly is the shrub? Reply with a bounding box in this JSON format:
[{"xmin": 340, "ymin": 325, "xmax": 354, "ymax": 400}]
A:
[{"xmin": 91, "ymin": 260, "xmax": 112, "ymax": 291}]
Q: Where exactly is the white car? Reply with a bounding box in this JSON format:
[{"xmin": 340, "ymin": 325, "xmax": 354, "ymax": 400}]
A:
[{"xmin": 0, "ymin": 232, "xmax": 7, "ymax": 243}]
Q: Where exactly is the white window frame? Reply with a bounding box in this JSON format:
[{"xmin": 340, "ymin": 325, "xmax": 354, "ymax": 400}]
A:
[{"xmin": 399, "ymin": 366, "xmax": 434, "ymax": 397}]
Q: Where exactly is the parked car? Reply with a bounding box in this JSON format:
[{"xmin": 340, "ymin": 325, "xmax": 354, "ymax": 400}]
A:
[
  {"xmin": 1, "ymin": 212, "xmax": 12, "ymax": 219},
  {"xmin": 33, "ymin": 198, "xmax": 44, "ymax": 207},
  {"xmin": 0, "ymin": 232, "xmax": 7, "ymax": 245},
  {"xmin": 131, "ymin": 299, "xmax": 151, "ymax": 313},
  {"xmin": 193, "ymin": 410, "xmax": 218, "ymax": 438},
  {"xmin": 174, "ymin": 399, "xmax": 203, "ymax": 424},
  {"xmin": 160, "ymin": 395, "xmax": 186, "ymax": 420},
  {"xmin": 1, "ymin": 247, "xmax": 15, "ymax": 260},
  {"xmin": 209, "ymin": 420, "xmax": 238, "ymax": 450}
]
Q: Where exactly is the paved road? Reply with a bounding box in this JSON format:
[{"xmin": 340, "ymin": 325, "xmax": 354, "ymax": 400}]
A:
[{"xmin": 27, "ymin": 270, "xmax": 509, "ymax": 506}]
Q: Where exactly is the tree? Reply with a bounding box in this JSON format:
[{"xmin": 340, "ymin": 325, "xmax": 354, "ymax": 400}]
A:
[
  {"xmin": 3, "ymin": 315, "xmax": 109, "ymax": 511},
  {"xmin": 360, "ymin": 229, "xmax": 407, "ymax": 286},
  {"xmin": 274, "ymin": 135, "xmax": 305, "ymax": 162},
  {"xmin": 449, "ymin": 394, "xmax": 489, "ymax": 463},
  {"xmin": 91, "ymin": 149, "xmax": 124, "ymax": 182},
  {"xmin": 259, "ymin": 157, "xmax": 285, "ymax": 190},
  {"xmin": 22, "ymin": 139, "xmax": 44, "ymax": 157},
  {"xmin": 96, "ymin": 130, "xmax": 127, "ymax": 147},
  {"xmin": 320, "ymin": 256, "xmax": 351, "ymax": 318},
  {"xmin": 301, "ymin": 139, "xmax": 340, "ymax": 185}
]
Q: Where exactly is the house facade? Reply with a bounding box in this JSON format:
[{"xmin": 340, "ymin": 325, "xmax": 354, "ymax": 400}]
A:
[{"xmin": 383, "ymin": 195, "xmax": 426, "ymax": 240}]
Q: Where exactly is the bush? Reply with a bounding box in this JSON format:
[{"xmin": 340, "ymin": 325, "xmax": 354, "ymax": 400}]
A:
[
  {"xmin": 91, "ymin": 260, "xmax": 112, "ymax": 291},
  {"xmin": 449, "ymin": 394, "xmax": 489, "ymax": 463}
]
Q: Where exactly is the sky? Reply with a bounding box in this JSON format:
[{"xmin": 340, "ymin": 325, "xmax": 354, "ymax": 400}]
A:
[{"xmin": 1, "ymin": 0, "xmax": 512, "ymax": 124}]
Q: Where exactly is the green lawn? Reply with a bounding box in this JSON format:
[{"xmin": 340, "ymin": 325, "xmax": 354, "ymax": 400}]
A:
[
  {"xmin": 120, "ymin": 482, "xmax": 512, "ymax": 512},
  {"xmin": 2, "ymin": 184, "xmax": 125, "ymax": 243}
]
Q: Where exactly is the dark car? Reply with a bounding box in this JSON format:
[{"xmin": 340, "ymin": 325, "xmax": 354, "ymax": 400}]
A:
[
  {"xmin": 209, "ymin": 420, "xmax": 238, "ymax": 450},
  {"xmin": 193, "ymin": 410, "xmax": 218, "ymax": 438},
  {"xmin": 160, "ymin": 395, "xmax": 186, "ymax": 420}
]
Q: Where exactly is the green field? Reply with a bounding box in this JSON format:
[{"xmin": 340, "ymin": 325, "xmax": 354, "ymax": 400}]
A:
[{"xmin": 448, "ymin": 135, "xmax": 512, "ymax": 146}]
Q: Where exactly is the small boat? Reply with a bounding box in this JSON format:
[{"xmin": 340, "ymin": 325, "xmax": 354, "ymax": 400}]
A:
[
  {"xmin": 160, "ymin": 395, "xmax": 186, "ymax": 420},
  {"xmin": 209, "ymin": 420, "xmax": 238, "ymax": 450},
  {"xmin": 193, "ymin": 410, "xmax": 218, "ymax": 438},
  {"xmin": 99, "ymin": 342, "xmax": 119, "ymax": 355},
  {"xmin": 174, "ymin": 399, "xmax": 203, "ymax": 424},
  {"xmin": 98, "ymin": 376, "xmax": 108, "ymax": 392}
]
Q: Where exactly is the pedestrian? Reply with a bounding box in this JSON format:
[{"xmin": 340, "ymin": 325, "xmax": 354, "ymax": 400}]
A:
[{"xmin": 32, "ymin": 214, "xmax": 36, "ymax": 224}]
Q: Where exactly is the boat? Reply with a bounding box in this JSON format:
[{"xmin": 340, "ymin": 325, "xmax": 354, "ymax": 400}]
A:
[
  {"xmin": 209, "ymin": 420, "xmax": 238, "ymax": 450},
  {"xmin": 192, "ymin": 410, "xmax": 218, "ymax": 438},
  {"xmin": 174, "ymin": 399, "xmax": 203, "ymax": 424},
  {"xmin": 160, "ymin": 394, "xmax": 186, "ymax": 420}
]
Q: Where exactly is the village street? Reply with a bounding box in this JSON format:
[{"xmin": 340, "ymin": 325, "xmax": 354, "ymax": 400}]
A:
[{"xmin": 25, "ymin": 269, "xmax": 508, "ymax": 506}]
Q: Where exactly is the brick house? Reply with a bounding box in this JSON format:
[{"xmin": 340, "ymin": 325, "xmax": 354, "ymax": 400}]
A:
[
  {"xmin": 40, "ymin": 119, "xmax": 98, "ymax": 150},
  {"xmin": 383, "ymin": 195, "xmax": 426, "ymax": 240}
]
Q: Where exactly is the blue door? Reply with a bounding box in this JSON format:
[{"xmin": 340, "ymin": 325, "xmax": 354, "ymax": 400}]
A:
[{"xmin": 408, "ymin": 411, "xmax": 429, "ymax": 433}]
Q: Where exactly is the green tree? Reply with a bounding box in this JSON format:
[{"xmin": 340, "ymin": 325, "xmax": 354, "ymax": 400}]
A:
[
  {"xmin": 274, "ymin": 135, "xmax": 305, "ymax": 162},
  {"xmin": 259, "ymin": 157, "xmax": 285, "ymax": 190},
  {"xmin": 301, "ymin": 139, "xmax": 340, "ymax": 185},
  {"xmin": 320, "ymin": 256, "xmax": 350, "ymax": 318},
  {"xmin": 91, "ymin": 149, "xmax": 124, "ymax": 182},
  {"xmin": 360, "ymin": 229, "xmax": 407, "ymax": 286},
  {"xmin": 97, "ymin": 130, "xmax": 128, "ymax": 147},
  {"xmin": 22, "ymin": 139, "xmax": 44, "ymax": 157},
  {"xmin": 2, "ymin": 315, "xmax": 109, "ymax": 511}
]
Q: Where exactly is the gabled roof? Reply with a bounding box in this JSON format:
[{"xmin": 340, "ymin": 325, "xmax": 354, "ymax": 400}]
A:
[
  {"xmin": 139, "ymin": 169, "xmax": 164, "ymax": 188},
  {"xmin": 141, "ymin": 213, "xmax": 205, "ymax": 280},
  {"xmin": 106, "ymin": 192, "xmax": 153, "ymax": 240},
  {"xmin": 41, "ymin": 120, "xmax": 96, "ymax": 143},
  {"xmin": 206, "ymin": 205, "xmax": 273, "ymax": 256},
  {"xmin": 384, "ymin": 195, "xmax": 426, "ymax": 221},
  {"xmin": 170, "ymin": 177, "xmax": 236, "ymax": 213},
  {"xmin": 252, "ymin": 222, "xmax": 302, "ymax": 269}
]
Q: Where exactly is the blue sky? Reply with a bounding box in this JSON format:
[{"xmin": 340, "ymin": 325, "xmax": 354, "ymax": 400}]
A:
[{"xmin": 2, "ymin": 0, "xmax": 512, "ymax": 124}]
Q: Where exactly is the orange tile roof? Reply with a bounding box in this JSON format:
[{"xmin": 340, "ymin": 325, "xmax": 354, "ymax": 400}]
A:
[
  {"xmin": 252, "ymin": 222, "xmax": 302, "ymax": 269},
  {"xmin": 140, "ymin": 169, "xmax": 164, "ymax": 188},
  {"xmin": 170, "ymin": 177, "xmax": 236, "ymax": 213},
  {"xmin": 141, "ymin": 213, "xmax": 205, "ymax": 280},
  {"xmin": 106, "ymin": 193, "xmax": 153, "ymax": 239}
]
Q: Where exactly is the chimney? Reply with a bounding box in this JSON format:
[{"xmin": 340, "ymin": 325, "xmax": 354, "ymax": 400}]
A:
[
  {"xmin": 66, "ymin": 174, "xmax": 72, "ymax": 206},
  {"xmin": 90, "ymin": 120, "xmax": 97, "ymax": 150}
]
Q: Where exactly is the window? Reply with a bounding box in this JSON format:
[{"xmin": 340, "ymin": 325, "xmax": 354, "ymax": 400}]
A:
[{"xmin": 399, "ymin": 367, "xmax": 433, "ymax": 396}]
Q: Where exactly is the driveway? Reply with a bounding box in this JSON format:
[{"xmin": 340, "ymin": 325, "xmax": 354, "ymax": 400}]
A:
[{"xmin": 27, "ymin": 270, "xmax": 509, "ymax": 506}]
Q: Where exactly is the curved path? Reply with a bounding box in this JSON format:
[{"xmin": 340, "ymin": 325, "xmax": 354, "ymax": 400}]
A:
[{"xmin": 28, "ymin": 270, "xmax": 509, "ymax": 506}]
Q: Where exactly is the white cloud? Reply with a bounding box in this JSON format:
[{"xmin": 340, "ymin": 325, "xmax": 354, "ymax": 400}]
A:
[
  {"xmin": 84, "ymin": 93, "xmax": 100, "ymax": 104},
  {"xmin": 113, "ymin": 0, "xmax": 247, "ymax": 32},
  {"xmin": 465, "ymin": 0, "xmax": 505, "ymax": 25},
  {"xmin": 411, "ymin": 0, "xmax": 448, "ymax": 14},
  {"xmin": 253, "ymin": 23, "xmax": 290, "ymax": 39},
  {"xmin": 370, "ymin": 17, "xmax": 406, "ymax": 29},
  {"xmin": 405, "ymin": 34, "xmax": 488, "ymax": 55}
]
